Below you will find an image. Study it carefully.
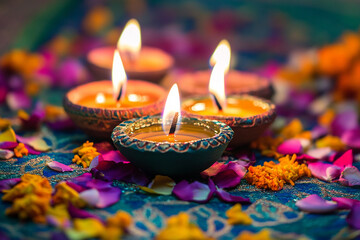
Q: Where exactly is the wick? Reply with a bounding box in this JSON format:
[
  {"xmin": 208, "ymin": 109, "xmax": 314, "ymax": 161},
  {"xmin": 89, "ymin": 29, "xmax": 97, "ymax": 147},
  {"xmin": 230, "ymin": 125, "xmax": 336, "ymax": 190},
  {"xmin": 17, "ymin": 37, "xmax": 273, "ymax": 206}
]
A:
[
  {"xmin": 168, "ymin": 112, "xmax": 179, "ymax": 135},
  {"xmin": 210, "ymin": 93, "xmax": 223, "ymax": 111},
  {"xmin": 116, "ymin": 85, "xmax": 124, "ymax": 102}
]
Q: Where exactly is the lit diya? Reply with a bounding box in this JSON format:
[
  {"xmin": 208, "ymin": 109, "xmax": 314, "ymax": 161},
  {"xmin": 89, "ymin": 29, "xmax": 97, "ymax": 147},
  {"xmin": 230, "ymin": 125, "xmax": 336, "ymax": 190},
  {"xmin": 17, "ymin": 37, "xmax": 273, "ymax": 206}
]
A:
[
  {"xmin": 177, "ymin": 40, "xmax": 273, "ymax": 99},
  {"xmin": 64, "ymin": 50, "xmax": 166, "ymax": 139},
  {"xmin": 112, "ymin": 84, "xmax": 234, "ymax": 177},
  {"xmin": 182, "ymin": 44, "xmax": 276, "ymax": 147},
  {"xmin": 87, "ymin": 19, "xmax": 174, "ymax": 83}
]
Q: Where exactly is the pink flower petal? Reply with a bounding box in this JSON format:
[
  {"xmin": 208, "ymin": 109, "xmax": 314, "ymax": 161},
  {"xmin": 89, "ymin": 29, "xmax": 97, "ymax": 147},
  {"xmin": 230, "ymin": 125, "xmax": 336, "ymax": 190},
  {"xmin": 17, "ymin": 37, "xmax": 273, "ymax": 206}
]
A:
[
  {"xmin": 212, "ymin": 169, "xmax": 242, "ymax": 188},
  {"xmin": 234, "ymin": 151, "xmax": 256, "ymax": 168},
  {"xmin": 342, "ymin": 128, "xmax": 360, "ymax": 149},
  {"xmin": 56, "ymin": 59, "xmax": 88, "ymax": 88},
  {"xmin": 16, "ymin": 135, "xmax": 51, "ymax": 151},
  {"xmin": 311, "ymin": 125, "xmax": 328, "ymax": 140},
  {"xmin": 0, "ymin": 178, "xmax": 21, "ymax": 191},
  {"xmin": 346, "ymin": 202, "xmax": 360, "ymax": 229},
  {"xmin": 308, "ymin": 162, "xmax": 342, "ymax": 182},
  {"xmin": 0, "ymin": 141, "xmax": 18, "ymax": 149},
  {"xmin": 201, "ymin": 162, "xmax": 226, "ymax": 177},
  {"xmin": 339, "ymin": 166, "xmax": 360, "ymax": 186},
  {"xmin": 172, "ymin": 180, "xmax": 215, "ymax": 203},
  {"xmin": 67, "ymin": 204, "xmax": 103, "ymax": 222},
  {"xmin": 102, "ymin": 150, "xmax": 129, "ymax": 163},
  {"xmin": 96, "ymin": 187, "xmax": 122, "ymax": 208},
  {"xmin": 24, "ymin": 144, "xmax": 42, "ymax": 155},
  {"xmin": 79, "ymin": 188, "xmax": 100, "ymax": 206},
  {"xmin": 332, "ymin": 197, "xmax": 360, "ymax": 210},
  {"xmin": 47, "ymin": 161, "xmax": 73, "ymax": 172},
  {"xmin": 306, "ymin": 147, "xmax": 333, "ymax": 160},
  {"xmin": 0, "ymin": 149, "xmax": 14, "ymax": 159},
  {"xmin": 6, "ymin": 91, "xmax": 31, "ymax": 110},
  {"xmin": 277, "ymin": 139, "xmax": 302, "ymax": 155},
  {"xmin": 331, "ymin": 110, "xmax": 358, "ymax": 137},
  {"xmin": 333, "ymin": 149, "xmax": 353, "ymax": 170},
  {"xmin": 296, "ymin": 194, "xmax": 338, "ymax": 213},
  {"xmin": 215, "ymin": 188, "xmax": 251, "ymax": 204}
]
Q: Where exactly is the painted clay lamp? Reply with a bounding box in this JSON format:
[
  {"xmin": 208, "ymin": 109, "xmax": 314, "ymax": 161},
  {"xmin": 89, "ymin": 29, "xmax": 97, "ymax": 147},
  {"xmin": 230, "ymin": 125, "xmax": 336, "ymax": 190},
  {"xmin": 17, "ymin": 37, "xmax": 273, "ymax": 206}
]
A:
[
  {"xmin": 182, "ymin": 43, "xmax": 276, "ymax": 147},
  {"xmin": 64, "ymin": 50, "xmax": 166, "ymax": 139},
  {"xmin": 177, "ymin": 40, "xmax": 273, "ymax": 99},
  {"xmin": 112, "ymin": 84, "xmax": 234, "ymax": 177},
  {"xmin": 87, "ymin": 19, "xmax": 174, "ymax": 83}
]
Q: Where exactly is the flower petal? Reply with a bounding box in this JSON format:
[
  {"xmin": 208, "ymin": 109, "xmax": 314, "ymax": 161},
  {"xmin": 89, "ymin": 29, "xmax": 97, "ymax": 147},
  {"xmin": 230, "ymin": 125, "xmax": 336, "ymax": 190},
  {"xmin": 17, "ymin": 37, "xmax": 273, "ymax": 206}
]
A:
[
  {"xmin": 331, "ymin": 110, "xmax": 358, "ymax": 137},
  {"xmin": 201, "ymin": 162, "xmax": 226, "ymax": 177},
  {"xmin": 333, "ymin": 149, "xmax": 353, "ymax": 170},
  {"xmin": 215, "ymin": 189, "xmax": 251, "ymax": 204},
  {"xmin": 6, "ymin": 91, "xmax": 31, "ymax": 111},
  {"xmin": 295, "ymin": 194, "xmax": 338, "ymax": 213},
  {"xmin": 308, "ymin": 162, "xmax": 342, "ymax": 182},
  {"xmin": 0, "ymin": 149, "xmax": 14, "ymax": 159},
  {"xmin": 0, "ymin": 127, "xmax": 16, "ymax": 143},
  {"xmin": 79, "ymin": 188, "xmax": 100, "ymax": 206},
  {"xmin": 47, "ymin": 161, "xmax": 74, "ymax": 172},
  {"xmin": 139, "ymin": 175, "xmax": 175, "ymax": 195},
  {"xmin": 0, "ymin": 178, "xmax": 20, "ymax": 191},
  {"xmin": 67, "ymin": 204, "xmax": 102, "ymax": 222},
  {"xmin": 234, "ymin": 150, "xmax": 256, "ymax": 168},
  {"xmin": 311, "ymin": 125, "xmax": 328, "ymax": 140},
  {"xmin": 96, "ymin": 187, "xmax": 121, "ymax": 208},
  {"xmin": 16, "ymin": 135, "xmax": 51, "ymax": 151},
  {"xmin": 341, "ymin": 128, "xmax": 360, "ymax": 149},
  {"xmin": 277, "ymin": 139, "xmax": 302, "ymax": 155},
  {"xmin": 102, "ymin": 150, "xmax": 129, "ymax": 163},
  {"xmin": 339, "ymin": 166, "xmax": 360, "ymax": 186},
  {"xmin": 212, "ymin": 169, "xmax": 242, "ymax": 188},
  {"xmin": 0, "ymin": 141, "xmax": 18, "ymax": 149},
  {"xmin": 346, "ymin": 202, "xmax": 360, "ymax": 229},
  {"xmin": 306, "ymin": 147, "xmax": 333, "ymax": 160},
  {"xmin": 172, "ymin": 180, "xmax": 214, "ymax": 203},
  {"xmin": 332, "ymin": 197, "xmax": 360, "ymax": 210}
]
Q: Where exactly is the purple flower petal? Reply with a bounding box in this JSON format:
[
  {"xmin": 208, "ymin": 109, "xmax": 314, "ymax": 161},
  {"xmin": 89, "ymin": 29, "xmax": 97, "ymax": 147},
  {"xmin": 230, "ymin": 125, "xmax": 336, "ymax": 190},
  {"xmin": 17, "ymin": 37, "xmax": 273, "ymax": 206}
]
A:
[
  {"xmin": 102, "ymin": 150, "xmax": 129, "ymax": 163},
  {"xmin": 24, "ymin": 144, "xmax": 42, "ymax": 155},
  {"xmin": 215, "ymin": 189, "xmax": 251, "ymax": 204},
  {"xmin": 172, "ymin": 180, "xmax": 215, "ymax": 203},
  {"xmin": 212, "ymin": 169, "xmax": 242, "ymax": 188},
  {"xmin": 331, "ymin": 110, "xmax": 358, "ymax": 137},
  {"xmin": 56, "ymin": 59, "xmax": 88, "ymax": 88},
  {"xmin": 342, "ymin": 128, "xmax": 360, "ymax": 149},
  {"xmin": 308, "ymin": 162, "xmax": 342, "ymax": 182},
  {"xmin": 88, "ymin": 155, "xmax": 102, "ymax": 170},
  {"xmin": 333, "ymin": 149, "xmax": 353, "ymax": 170},
  {"xmin": 6, "ymin": 91, "xmax": 31, "ymax": 110},
  {"xmin": 346, "ymin": 202, "xmax": 360, "ymax": 229},
  {"xmin": 67, "ymin": 204, "xmax": 102, "ymax": 222},
  {"xmin": 332, "ymin": 197, "xmax": 360, "ymax": 210},
  {"xmin": 0, "ymin": 149, "xmax": 14, "ymax": 159},
  {"xmin": 339, "ymin": 166, "xmax": 360, "ymax": 186},
  {"xmin": 47, "ymin": 161, "xmax": 74, "ymax": 172},
  {"xmin": 0, "ymin": 178, "xmax": 21, "ymax": 191},
  {"xmin": 234, "ymin": 150, "xmax": 256, "ymax": 168},
  {"xmin": 79, "ymin": 188, "xmax": 100, "ymax": 206},
  {"xmin": 95, "ymin": 187, "xmax": 121, "ymax": 208},
  {"xmin": 277, "ymin": 139, "xmax": 303, "ymax": 155},
  {"xmin": 311, "ymin": 125, "xmax": 328, "ymax": 140},
  {"xmin": 0, "ymin": 141, "xmax": 18, "ymax": 149},
  {"xmin": 296, "ymin": 194, "xmax": 338, "ymax": 213},
  {"xmin": 201, "ymin": 162, "xmax": 226, "ymax": 177}
]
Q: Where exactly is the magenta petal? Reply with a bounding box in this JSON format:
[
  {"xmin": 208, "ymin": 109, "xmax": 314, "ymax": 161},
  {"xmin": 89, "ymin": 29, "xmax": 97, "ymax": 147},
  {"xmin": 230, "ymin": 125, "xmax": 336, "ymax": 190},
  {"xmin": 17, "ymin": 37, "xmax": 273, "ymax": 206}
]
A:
[
  {"xmin": 346, "ymin": 202, "xmax": 360, "ymax": 229},
  {"xmin": 339, "ymin": 166, "xmax": 360, "ymax": 186},
  {"xmin": 201, "ymin": 162, "xmax": 226, "ymax": 177},
  {"xmin": 79, "ymin": 188, "xmax": 100, "ymax": 206},
  {"xmin": 277, "ymin": 139, "xmax": 302, "ymax": 155},
  {"xmin": 311, "ymin": 125, "xmax": 328, "ymax": 139},
  {"xmin": 333, "ymin": 150, "xmax": 353, "ymax": 170},
  {"xmin": 234, "ymin": 151, "xmax": 256, "ymax": 168},
  {"xmin": 95, "ymin": 187, "xmax": 121, "ymax": 208},
  {"xmin": 212, "ymin": 169, "xmax": 242, "ymax": 188},
  {"xmin": 173, "ymin": 180, "xmax": 214, "ymax": 203},
  {"xmin": 67, "ymin": 204, "xmax": 103, "ymax": 222},
  {"xmin": 47, "ymin": 161, "xmax": 73, "ymax": 172},
  {"xmin": 6, "ymin": 91, "xmax": 31, "ymax": 110},
  {"xmin": 24, "ymin": 144, "xmax": 42, "ymax": 155},
  {"xmin": 296, "ymin": 194, "xmax": 338, "ymax": 213},
  {"xmin": 215, "ymin": 189, "xmax": 251, "ymax": 204},
  {"xmin": 342, "ymin": 128, "xmax": 360, "ymax": 149},
  {"xmin": 332, "ymin": 197, "xmax": 360, "ymax": 210},
  {"xmin": 331, "ymin": 110, "xmax": 358, "ymax": 137},
  {"xmin": 0, "ymin": 141, "xmax": 18, "ymax": 150},
  {"xmin": 102, "ymin": 150, "xmax": 129, "ymax": 163},
  {"xmin": 308, "ymin": 162, "xmax": 342, "ymax": 182},
  {"xmin": 0, "ymin": 178, "xmax": 21, "ymax": 191}
]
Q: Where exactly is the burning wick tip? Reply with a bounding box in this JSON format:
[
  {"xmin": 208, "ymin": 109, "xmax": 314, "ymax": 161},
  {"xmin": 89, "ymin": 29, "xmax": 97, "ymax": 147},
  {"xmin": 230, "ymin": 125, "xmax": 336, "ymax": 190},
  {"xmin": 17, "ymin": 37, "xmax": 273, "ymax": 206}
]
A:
[
  {"xmin": 168, "ymin": 112, "xmax": 179, "ymax": 135},
  {"xmin": 116, "ymin": 85, "xmax": 124, "ymax": 102},
  {"xmin": 210, "ymin": 93, "xmax": 223, "ymax": 111}
]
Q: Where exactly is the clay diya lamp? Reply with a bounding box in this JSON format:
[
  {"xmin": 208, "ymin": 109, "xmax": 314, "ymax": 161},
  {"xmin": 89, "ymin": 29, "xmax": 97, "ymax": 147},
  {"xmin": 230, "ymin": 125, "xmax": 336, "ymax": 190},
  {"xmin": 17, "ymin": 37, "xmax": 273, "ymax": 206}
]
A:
[
  {"xmin": 111, "ymin": 84, "xmax": 234, "ymax": 177},
  {"xmin": 182, "ymin": 51, "xmax": 276, "ymax": 148},
  {"xmin": 177, "ymin": 40, "xmax": 273, "ymax": 99},
  {"xmin": 64, "ymin": 50, "xmax": 166, "ymax": 139},
  {"xmin": 86, "ymin": 19, "xmax": 174, "ymax": 83}
]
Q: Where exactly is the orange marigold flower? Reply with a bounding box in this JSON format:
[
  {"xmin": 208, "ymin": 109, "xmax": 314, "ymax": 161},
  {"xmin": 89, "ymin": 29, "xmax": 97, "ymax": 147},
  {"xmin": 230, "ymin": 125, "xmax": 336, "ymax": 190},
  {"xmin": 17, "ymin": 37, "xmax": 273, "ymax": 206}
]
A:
[
  {"xmin": 318, "ymin": 109, "xmax": 335, "ymax": 128},
  {"xmin": 341, "ymin": 32, "xmax": 360, "ymax": 59},
  {"xmin": 317, "ymin": 44, "xmax": 352, "ymax": 75},
  {"xmin": 226, "ymin": 204, "xmax": 252, "ymax": 225},
  {"xmin": 236, "ymin": 229, "xmax": 274, "ymax": 240},
  {"xmin": 107, "ymin": 211, "xmax": 132, "ymax": 229},
  {"xmin": 82, "ymin": 6, "xmax": 113, "ymax": 35},
  {"xmin": 52, "ymin": 182, "xmax": 86, "ymax": 208},
  {"xmin": 280, "ymin": 119, "xmax": 303, "ymax": 139},
  {"xmin": 245, "ymin": 154, "xmax": 311, "ymax": 191},
  {"xmin": 14, "ymin": 143, "xmax": 28, "ymax": 158},
  {"xmin": 315, "ymin": 135, "xmax": 346, "ymax": 151},
  {"xmin": 72, "ymin": 141, "xmax": 100, "ymax": 168}
]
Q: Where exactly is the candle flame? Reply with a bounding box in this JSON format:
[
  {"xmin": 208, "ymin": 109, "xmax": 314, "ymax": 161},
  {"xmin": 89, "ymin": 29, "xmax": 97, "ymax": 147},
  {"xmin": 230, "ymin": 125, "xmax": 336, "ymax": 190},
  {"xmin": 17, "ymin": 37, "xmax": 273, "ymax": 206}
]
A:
[
  {"xmin": 95, "ymin": 92, "xmax": 106, "ymax": 104},
  {"xmin": 162, "ymin": 84, "xmax": 181, "ymax": 135},
  {"xmin": 117, "ymin": 19, "xmax": 141, "ymax": 60},
  {"xmin": 209, "ymin": 39, "xmax": 231, "ymax": 73},
  {"xmin": 209, "ymin": 62, "xmax": 227, "ymax": 110},
  {"xmin": 112, "ymin": 50, "xmax": 127, "ymax": 101}
]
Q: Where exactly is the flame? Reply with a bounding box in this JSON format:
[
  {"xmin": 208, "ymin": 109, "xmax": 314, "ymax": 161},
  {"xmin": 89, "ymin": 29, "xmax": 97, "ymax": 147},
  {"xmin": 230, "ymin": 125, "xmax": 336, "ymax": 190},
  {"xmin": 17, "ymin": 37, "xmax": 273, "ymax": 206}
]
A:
[
  {"xmin": 209, "ymin": 39, "xmax": 231, "ymax": 73},
  {"xmin": 112, "ymin": 50, "xmax": 127, "ymax": 101},
  {"xmin": 117, "ymin": 19, "xmax": 141, "ymax": 60},
  {"xmin": 209, "ymin": 62, "xmax": 227, "ymax": 110},
  {"xmin": 95, "ymin": 93, "xmax": 105, "ymax": 104},
  {"xmin": 162, "ymin": 84, "xmax": 181, "ymax": 135}
]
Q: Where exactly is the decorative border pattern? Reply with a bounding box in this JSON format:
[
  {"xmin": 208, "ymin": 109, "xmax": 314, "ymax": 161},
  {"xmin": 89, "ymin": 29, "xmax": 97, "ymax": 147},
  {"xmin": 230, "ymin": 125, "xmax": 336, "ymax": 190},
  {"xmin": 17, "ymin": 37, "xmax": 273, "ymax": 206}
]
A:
[{"xmin": 111, "ymin": 116, "xmax": 234, "ymax": 153}]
